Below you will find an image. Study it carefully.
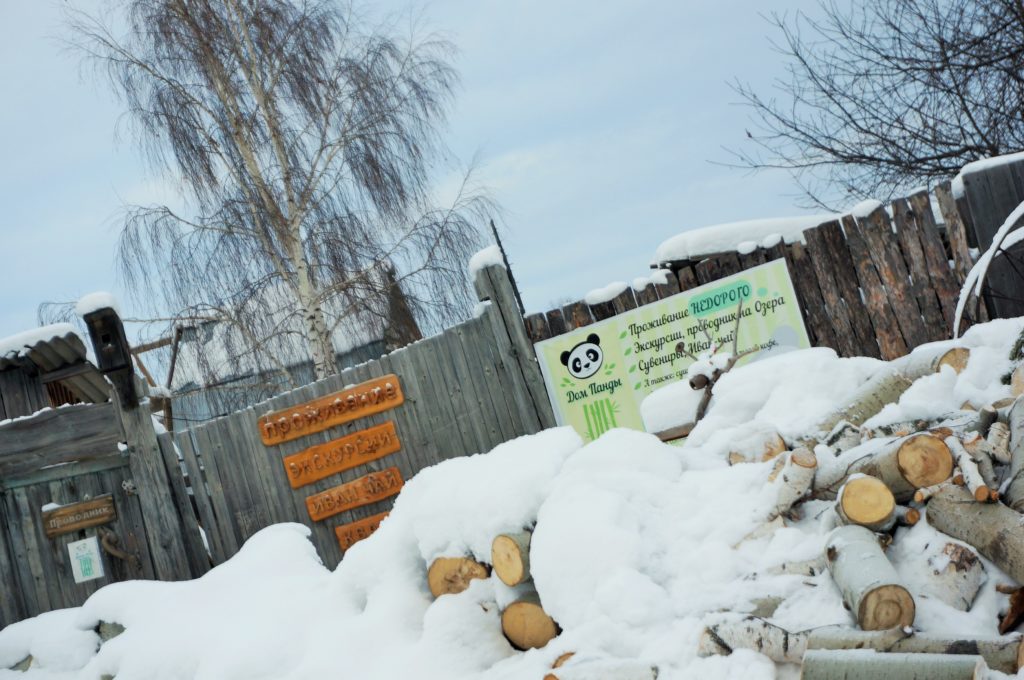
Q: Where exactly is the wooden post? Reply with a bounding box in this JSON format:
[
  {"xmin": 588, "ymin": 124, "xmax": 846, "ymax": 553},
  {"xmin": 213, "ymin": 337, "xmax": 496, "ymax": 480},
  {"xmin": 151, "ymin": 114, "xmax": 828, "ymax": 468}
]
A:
[{"xmin": 83, "ymin": 306, "xmax": 192, "ymax": 581}]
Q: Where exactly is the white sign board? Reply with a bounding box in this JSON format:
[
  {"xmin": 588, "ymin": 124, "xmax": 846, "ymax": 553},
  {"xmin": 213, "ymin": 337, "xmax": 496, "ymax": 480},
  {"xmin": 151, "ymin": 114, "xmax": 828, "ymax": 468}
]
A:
[{"xmin": 68, "ymin": 536, "xmax": 105, "ymax": 583}]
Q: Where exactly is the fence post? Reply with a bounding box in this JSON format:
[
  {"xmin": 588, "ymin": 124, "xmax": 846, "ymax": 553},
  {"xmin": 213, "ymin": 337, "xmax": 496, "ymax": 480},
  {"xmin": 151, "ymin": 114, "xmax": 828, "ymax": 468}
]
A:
[
  {"xmin": 474, "ymin": 264, "xmax": 556, "ymax": 429},
  {"xmin": 83, "ymin": 306, "xmax": 192, "ymax": 581}
]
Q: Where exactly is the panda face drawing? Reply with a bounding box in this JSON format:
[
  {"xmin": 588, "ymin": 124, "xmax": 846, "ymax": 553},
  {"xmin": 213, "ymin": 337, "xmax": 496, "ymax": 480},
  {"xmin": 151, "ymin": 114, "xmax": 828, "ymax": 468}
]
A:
[{"xmin": 560, "ymin": 333, "xmax": 604, "ymax": 379}]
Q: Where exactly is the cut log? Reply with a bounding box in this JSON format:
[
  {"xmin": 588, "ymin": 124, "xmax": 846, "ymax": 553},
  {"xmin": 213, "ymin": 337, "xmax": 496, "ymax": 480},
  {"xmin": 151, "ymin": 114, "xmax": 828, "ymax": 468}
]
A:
[
  {"xmin": 1000, "ymin": 589, "xmax": 1024, "ymax": 635},
  {"xmin": 800, "ymin": 649, "xmax": 987, "ymax": 679},
  {"xmin": 728, "ymin": 432, "xmax": 788, "ymax": 464},
  {"xmin": 698, "ymin": 616, "xmax": 805, "ymax": 664},
  {"xmin": 947, "ymin": 436, "xmax": 993, "ymax": 502},
  {"xmin": 544, "ymin": 660, "xmax": 658, "ymax": 680},
  {"xmin": 427, "ymin": 556, "xmax": 490, "ymax": 598},
  {"xmin": 987, "ymin": 421, "xmax": 1011, "ymax": 465},
  {"xmin": 501, "ymin": 591, "xmax": 559, "ymax": 650},
  {"xmin": 816, "ymin": 369, "xmax": 914, "ymax": 434},
  {"xmin": 1005, "ymin": 397, "xmax": 1024, "ymax": 511},
  {"xmin": 761, "ymin": 432, "xmax": 788, "ymax": 461},
  {"xmin": 770, "ymin": 447, "xmax": 817, "ymax": 518},
  {"xmin": 492, "ymin": 530, "xmax": 532, "ymax": 587},
  {"xmin": 971, "ymin": 406, "xmax": 998, "ymax": 438},
  {"xmin": 920, "ymin": 542, "xmax": 986, "ymax": 611},
  {"xmin": 927, "ymin": 485, "xmax": 1024, "ymax": 583},
  {"xmin": 913, "ymin": 478, "xmax": 954, "ymax": 503},
  {"xmin": 825, "ymin": 421, "xmax": 863, "ymax": 453},
  {"xmin": 1013, "ymin": 364, "xmax": 1023, "ymax": 397},
  {"xmin": 825, "ymin": 525, "xmax": 915, "ymax": 630},
  {"xmin": 818, "ymin": 434, "xmax": 953, "ymax": 502},
  {"xmin": 806, "ymin": 628, "xmax": 1023, "ymax": 674},
  {"xmin": 896, "ymin": 346, "xmax": 970, "ymax": 380},
  {"xmin": 835, "ymin": 476, "xmax": 896, "ymax": 532},
  {"xmin": 894, "ymin": 505, "xmax": 920, "ymax": 526},
  {"xmin": 962, "ymin": 434, "xmax": 998, "ymax": 489}
]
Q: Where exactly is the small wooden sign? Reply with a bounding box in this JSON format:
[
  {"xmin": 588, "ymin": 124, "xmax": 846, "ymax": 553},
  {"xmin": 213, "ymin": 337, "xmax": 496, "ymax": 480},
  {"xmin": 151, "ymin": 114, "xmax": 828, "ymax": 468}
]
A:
[
  {"xmin": 335, "ymin": 511, "xmax": 389, "ymax": 551},
  {"xmin": 42, "ymin": 495, "xmax": 116, "ymax": 538},
  {"xmin": 306, "ymin": 467, "xmax": 403, "ymax": 522},
  {"xmin": 259, "ymin": 375, "xmax": 404, "ymax": 446},
  {"xmin": 282, "ymin": 421, "xmax": 401, "ymax": 489}
]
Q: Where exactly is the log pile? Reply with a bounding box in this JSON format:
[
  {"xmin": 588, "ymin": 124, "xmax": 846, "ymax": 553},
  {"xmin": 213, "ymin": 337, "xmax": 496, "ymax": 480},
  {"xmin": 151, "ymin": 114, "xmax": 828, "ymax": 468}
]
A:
[{"xmin": 701, "ymin": 338, "xmax": 1024, "ymax": 677}]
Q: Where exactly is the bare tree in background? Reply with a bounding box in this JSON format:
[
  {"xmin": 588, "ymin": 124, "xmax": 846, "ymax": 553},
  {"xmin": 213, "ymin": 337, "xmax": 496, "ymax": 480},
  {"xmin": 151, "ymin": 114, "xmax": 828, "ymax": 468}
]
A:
[
  {"xmin": 731, "ymin": 0, "xmax": 1024, "ymax": 209},
  {"xmin": 67, "ymin": 0, "xmax": 489, "ymax": 384}
]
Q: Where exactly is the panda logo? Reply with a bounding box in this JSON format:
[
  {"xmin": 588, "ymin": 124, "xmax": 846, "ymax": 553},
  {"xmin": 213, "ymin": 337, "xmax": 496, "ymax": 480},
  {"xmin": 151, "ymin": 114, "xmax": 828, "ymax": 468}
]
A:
[{"xmin": 560, "ymin": 333, "xmax": 604, "ymax": 379}]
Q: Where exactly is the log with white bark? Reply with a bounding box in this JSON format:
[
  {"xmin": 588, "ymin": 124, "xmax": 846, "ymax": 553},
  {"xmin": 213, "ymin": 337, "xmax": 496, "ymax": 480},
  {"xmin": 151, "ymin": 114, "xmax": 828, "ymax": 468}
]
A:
[
  {"xmin": 913, "ymin": 478, "xmax": 954, "ymax": 503},
  {"xmin": 806, "ymin": 628, "xmax": 1023, "ymax": 674},
  {"xmin": 825, "ymin": 421, "xmax": 863, "ymax": 453},
  {"xmin": 799, "ymin": 649, "xmax": 987, "ymax": 679},
  {"xmin": 895, "ymin": 345, "xmax": 970, "ymax": 380},
  {"xmin": 1004, "ymin": 398, "xmax": 1024, "ymax": 511},
  {"xmin": 825, "ymin": 525, "xmax": 915, "ymax": 630},
  {"xmin": 964, "ymin": 435, "xmax": 999, "ymax": 488},
  {"xmin": 927, "ymin": 485, "xmax": 1024, "ymax": 583},
  {"xmin": 816, "ymin": 369, "xmax": 914, "ymax": 434},
  {"xmin": 987, "ymin": 421, "xmax": 1011, "ymax": 465},
  {"xmin": 947, "ymin": 436, "xmax": 993, "ymax": 502},
  {"xmin": 697, "ymin": 616, "xmax": 806, "ymax": 664},
  {"xmin": 769, "ymin": 447, "xmax": 817, "ymax": 518},
  {"xmin": 917, "ymin": 541, "xmax": 985, "ymax": 611},
  {"xmin": 816, "ymin": 434, "xmax": 953, "ymax": 502},
  {"xmin": 501, "ymin": 591, "xmax": 560, "ymax": 650},
  {"xmin": 893, "ymin": 505, "xmax": 920, "ymax": 526},
  {"xmin": 764, "ymin": 555, "xmax": 828, "ymax": 577},
  {"xmin": 543, "ymin": 660, "xmax": 658, "ymax": 680},
  {"xmin": 427, "ymin": 556, "xmax": 490, "ymax": 598},
  {"xmin": 492, "ymin": 530, "xmax": 532, "ymax": 587},
  {"xmin": 1013, "ymin": 363, "xmax": 1023, "ymax": 397},
  {"xmin": 971, "ymin": 405, "xmax": 998, "ymax": 438},
  {"xmin": 835, "ymin": 476, "xmax": 896, "ymax": 532},
  {"xmin": 728, "ymin": 431, "xmax": 788, "ymax": 464}
]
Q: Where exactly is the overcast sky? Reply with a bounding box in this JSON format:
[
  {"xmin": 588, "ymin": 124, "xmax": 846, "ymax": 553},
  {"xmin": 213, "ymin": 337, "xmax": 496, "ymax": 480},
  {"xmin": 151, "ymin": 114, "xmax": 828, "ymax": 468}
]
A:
[{"xmin": 0, "ymin": 0, "xmax": 824, "ymax": 342}]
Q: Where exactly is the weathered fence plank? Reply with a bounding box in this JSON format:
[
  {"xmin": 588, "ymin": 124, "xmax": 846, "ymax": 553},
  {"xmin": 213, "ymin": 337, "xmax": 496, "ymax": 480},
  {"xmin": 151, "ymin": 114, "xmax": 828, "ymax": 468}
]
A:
[
  {"xmin": 934, "ymin": 182, "xmax": 977, "ymax": 284},
  {"xmin": 0, "ymin": 403, "xmax": 121, "ymax": 478},
  {"xmin": 524, "ymin": 313, "xmax": 551, "ymax": 343},
  {"xmin": 907, "ymin": 190, "xmax": 962, "ymax": 329},
  {"xmin": 782, "ymin": 242, "xmax": 837, "ymax": 351},
  {"xmin": 561, "ymin": 301, "xmax": 594, "ymax": 329},
  {"xmin": 842, "ymin": 215, "xmax": 908, "ymax": 359},
  {"xmin": 545, "ymin": 308, "xmax": 568, "ymax": 336},
  {"xmin": 174, "ymin": 431, "xmax": 226, "ymax": 565},
  {"xmin": 802, "ymin": 223, "xmax": 865, "ymax": 357},
  {"xmin": 891, "ymin": 197, "xmax": 946, "ymax": 339},
  {"xmin": 610, "ymin": 287, "xmax": 638, "ymax": 315}
]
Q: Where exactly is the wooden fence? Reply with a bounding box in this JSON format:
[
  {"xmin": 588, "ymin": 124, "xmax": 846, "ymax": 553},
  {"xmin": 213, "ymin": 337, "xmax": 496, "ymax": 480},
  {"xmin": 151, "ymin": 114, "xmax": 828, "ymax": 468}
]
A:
[
  {"xmin": 172, "ymin": 264, "xmax": 555, "ymax": 569},
  {"xmin": 524, "ymin": 183, "xmax": 979, "ymax": 361}
]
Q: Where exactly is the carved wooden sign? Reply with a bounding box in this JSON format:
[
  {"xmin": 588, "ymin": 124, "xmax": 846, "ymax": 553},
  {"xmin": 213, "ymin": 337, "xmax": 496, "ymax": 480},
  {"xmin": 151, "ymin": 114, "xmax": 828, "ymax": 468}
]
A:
[
  {"xmin": 335, "ymin": 511, "xmax": 389, "ymax": 550},
  {"xmin": 258, "ymin": 374, "xmax": 404, "ymax": 446},
  {"xmin": 306, "ymin": 467, "xmax": 404, "ymax": 522},
  {"xmin": 42, "ymin": 495, "xmax": 116, "ymax": 538},
  {"xmin": 282, "ymin": 421, "xmax": 401, "ymax": 489}
]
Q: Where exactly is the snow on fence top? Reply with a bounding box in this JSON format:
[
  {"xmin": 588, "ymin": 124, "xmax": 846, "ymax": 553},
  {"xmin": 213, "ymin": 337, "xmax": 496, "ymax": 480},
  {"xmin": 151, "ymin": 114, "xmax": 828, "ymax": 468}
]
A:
[
  {"xmin": 0, "ymin": 323, "xmax": 81, "ymax": 361},
  {"xmin": 583, "ymin": 281, "xmax": 629, "ymax": 306},
  {"xmin": 653, "ymin": 214, "xmax": 836, "ymax": 264},
  {"xmin": 468, "ymin": 245, "xmax": 504, "ymax": 276},
  {"xmin": 75, "ymin": 291, "xmax": 122, "ymax": 317}
]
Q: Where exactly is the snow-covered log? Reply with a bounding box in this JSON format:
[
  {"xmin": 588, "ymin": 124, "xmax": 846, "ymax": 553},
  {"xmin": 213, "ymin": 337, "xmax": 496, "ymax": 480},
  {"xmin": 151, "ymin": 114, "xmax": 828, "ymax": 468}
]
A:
[
  {"xmin": 501, "ymin": 591, "xmax": 560, "ymax": 650},
  {"xmin": 825, "ymin": 421, "xmax": 863, "ymax": 453},
  {"xmin": 825, "ymin": 525, "xmax": 915, "ymax": 630},
  {"xmin": 970, "ymin": 405, "xmax": 998, "ymax": 438},
  {"xmin": 806, "ymin": 629, "xmax": 1022, "ymax": 674},
  {"xmin": 492, "ymin": 530, "xmax": 532, "ymax": 587},
  {"xmin": 764, "ymin": 555, "xmax": 828, "ymax": 577},
  {"xmin": 427, "ymin": 556, "xmax": 490, "ymax": 597},
  {"xmin": 947, "ymin": 436, "xmax": 993, "ymax": 502},
  {"xmin": 697, "ymin": 616, "xmax": 805, "ymax": 664},
  {"xmin": 917, "ymin": 541, "xmax": 986, "ymax": 611},
  {"xmin": 895, "ymin": 346, "xmax": 970, "ymax": 381},
  {"xmin": 1004, "ymin": 398, "xmax": 1024, "ymax": 511},
  {"xmin": 769, "ymin": 447, "xmax": 816, "ymax": 518},
  {"xmin": 835, "ymin": 476, "xmax": 896, "ymax": 532},
  {"xmin": 800, "ymin": 649, "xmax": 987, "ymax": 679},
  {"xmin": 543, "ymin": 660, "xmax": 658, "ymax": 680},
  {"xmin": 817, "ymin": 434, "xmax": 953, "ymax": 502},
  {"xmin": 927, "ymin": 485, "xmax": 1024, "ymax": 583},
  {"xmin": 816, "ymin": 369, "xmax": 914, "ymax": 434},
  {"xmin": 986, "ymin": 421, "xmax": 1011, "ymax": 465}
]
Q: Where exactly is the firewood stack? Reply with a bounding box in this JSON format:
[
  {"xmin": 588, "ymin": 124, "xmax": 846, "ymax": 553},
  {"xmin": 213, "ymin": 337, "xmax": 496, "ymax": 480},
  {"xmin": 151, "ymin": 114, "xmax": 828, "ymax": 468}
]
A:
[{"xmin": 702, "ymin": 340, "xmax": 1024, "ymax": 678}]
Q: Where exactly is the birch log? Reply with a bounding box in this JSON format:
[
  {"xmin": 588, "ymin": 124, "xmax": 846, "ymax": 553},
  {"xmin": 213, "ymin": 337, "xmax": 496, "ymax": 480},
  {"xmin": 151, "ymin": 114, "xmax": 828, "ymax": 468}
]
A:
[
  {"xmin": 895, "ymin": 346, "xmax": 970, "ymax": 380},
  {"xmin": 800, "ymin": 650, "xmax": 987, "ymax": 679},
  {"xmin": 817, "ymin": 434, "xmax": 953, "ymax": 501},
  {"xmin": 698, "ymin": 616, "xmax": 806, "ymax": 664},
  {"xmin": 825, "ymin": 525, "xmax": 915, "ymax": 630},
  {"xmin": 770, "ymin": 448, "xmax": 817, "ymax": 518},
  {"xmin": 427, "ymin": 557, "xmax": 490, "ymax": 597},
  {"xmin": 816, "ymin": 369, "xmax": 914, "ymax": 434},
  {"xmin": 492, "ymin": 531, "xmax": 532, "ymax": 587},
  {"xmin": 918, "ymin": 542, "xmax": 985, "ymax": 611},
  {"xmin": 825, "ymin": 421, "xmax": 863, "ymax": 453},
  {"xmin": 502, "ymin": 591, "xmax": 560, "ymax": 650},
  {"xmin": 834, "ymin": 476, "xmax": 895, "ymax": 531},
  {"xmin": 806, "ymin": 628, "xmax": 1023, "ymax": 674},
  {"xmin": 927, "ymin": 485, "xmax": 1024, "ymax": 583},
  {"xmin": 1003, "ymin": 397, "xmax": 1024, "ymax": 511},
  {"xmin": 947, "ymin": 436, "xmax": 993, "ymax": 502},
  {"xmin": 987, "ymin": 421, "xmax": 1011, "ymax": 465}
]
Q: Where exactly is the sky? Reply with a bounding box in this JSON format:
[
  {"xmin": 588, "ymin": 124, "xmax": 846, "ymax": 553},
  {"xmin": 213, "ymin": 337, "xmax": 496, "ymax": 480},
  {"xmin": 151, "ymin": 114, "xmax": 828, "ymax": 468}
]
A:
[{"xmin": 0, "ymin": 0, "xmax": 825, "ymax": 342}]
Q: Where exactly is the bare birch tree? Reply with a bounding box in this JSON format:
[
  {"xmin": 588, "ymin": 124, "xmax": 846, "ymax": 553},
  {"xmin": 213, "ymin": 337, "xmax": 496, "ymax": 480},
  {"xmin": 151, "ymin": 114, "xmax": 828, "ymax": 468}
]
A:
[
  {"xmin": 731, "ymin": 0, "xmax": 1024, "ymax": 209},
  {"xmin": 67, "ymin": 0, "xmax": 489, "ymax": 383}
]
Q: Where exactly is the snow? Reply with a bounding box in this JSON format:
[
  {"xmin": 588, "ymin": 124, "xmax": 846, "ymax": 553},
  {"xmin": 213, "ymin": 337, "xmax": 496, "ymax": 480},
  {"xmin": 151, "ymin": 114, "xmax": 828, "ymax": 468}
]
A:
[
  {"xmin": 0, "ymin": 323, "xmax": 78, "ymax": 360},
  {"xmin": 736, "ymin": 240, "xmax": 757, "ymax": 255},
  {"xmin": 75, "ymin": 292, "xmax": 122, "ymax": 318},
  {"xmin": 4, "ymin": 318, "xmax": 1024, "ymax": 679},
  {"xmin": 954, "ymin": 201, "xmax": 1024, "ymax": 335},
  {"xmin": 583, "ymin": 281, "xmax": 629, "ymax": 306},
  {"xmin": 849, "ymin": 198, "xmax": 883, "ymax": 219},
  {"xmin": 653, "ymin": 215, "xmax": 836, "ymax": 264},
  {"xmin": 958, "ymin": 150, "xmax": 1024, "ymax": 178},
  {"xmin": 631, "ymin": 270, "xmax": 670, "ymax": 292},
  {"xmin": 468, "ymin": 245, "xmax": 505, "ymax": 277}
]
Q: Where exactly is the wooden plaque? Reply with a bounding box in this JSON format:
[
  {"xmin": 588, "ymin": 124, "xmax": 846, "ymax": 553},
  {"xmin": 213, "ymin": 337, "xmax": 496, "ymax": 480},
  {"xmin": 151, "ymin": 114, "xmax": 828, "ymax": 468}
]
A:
[
  {"xmin": 282, "ymin": 421, "xmax": 401, "ymax": 489},
  {"xmin": 335, "ymin": 511, "xmax": 389, "ymax": 550},
  {"xmin": 258, "ymin": 375, "xmax": 404, "ymax": 446},
  {"xmin": 306, "ymin": 467, "xmax": 403, "ymax": 522},
  {"xmin": 42, "ymin": 495, "xmax": 116, "ymax": 538}
]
